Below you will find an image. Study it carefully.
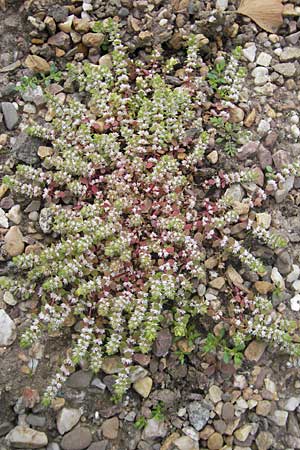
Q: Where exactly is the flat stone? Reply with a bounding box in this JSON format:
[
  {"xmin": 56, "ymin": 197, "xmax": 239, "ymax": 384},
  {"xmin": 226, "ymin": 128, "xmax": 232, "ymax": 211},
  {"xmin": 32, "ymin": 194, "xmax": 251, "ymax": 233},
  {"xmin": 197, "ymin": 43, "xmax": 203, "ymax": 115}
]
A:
[
  {"xmin": 257, "ymin": 145, "xmax": 272, "ymax": 169},
  {"xmin": 173, "ymin": 436, "xmax": 199, "ymax": 450},
  {"xmin": 188, "ymin": 401, "xmax": 211, "ymax": 431},
  {"xmin": 153, "ymin": 328, "xmax": 172, "ymax": 357},
  {"xmin": 256, "ymin": 400, "xmax": 272, "ymax": 416},
  {"xmin": 243, "ymin": 44, "xmax": 257, "ymax": 62},
  {"xmin": 48, "ymin": 32, "xmax": 71, "ymax": 50},
  {"xmin": 0, "ymin": 309, "xmax": 16, "ymax": 346},
  {"xmin": 257, "ymin": 119, "xmax": 271, "ymax": 136},
  {"xmin": 270, "ymin": 410, "xmax": 288, "ymax": 427},
  {"xmin": 7, "ymin": 205, "xmax": 21, "ymax": 225},
  {"xmin": 234, "ymin": 424, "xmax": 252, "ymax": 442},
  {"xmin": 281, "ymin": 397, "xmax": 300, "ymax": 411},
  {"xmin": 101, "ymin": 356, "xmax": 123, "ymax": 374},
  {"xmin": 237, "ymin": 141, "xmax": 259, "ymax": 160},
  {"xmin": 208, "ymin": 385, "xmax": 222, "ymax": 403},
  {"xmin": 280, "ymin": 47, "xmax": 300, "ymax": 61},
  {"xmin": 6, "ymin": 426, "xmax": 48, "ymax": 448},
  {"xmin": 133, "ymin": 376, "xmax": 153, "ymax": 398},
  {"xmin": 66, "ymin": 370, "xmax": 93, "ymax": 388},
  {"xmin": 26, "ymin": 415, "xmax": 46, "ymax": 428},
  {"xmin": 207, "ymin": 432, "xmax": 223, "ymax": 449},
  {"xmin": 142, "ymin": 418, "xmax": 168, "ymax": 441},
  {"xmin": 57, "ymin": 408, "xmax": 82, "ymax": 435},
  {"xmin": 273, "ymin": 62, "xmax": 296, "ymax": 77},
  {"xmin": 61, "ymin": 427, "xmax": 92, "ymax": 450},
  {"xmin": 256, "ymin": 431, "xmax": 273, "ymax": 450},
  {"xmin": 0, "ymin": 207, "xmax": 8, "ymax": 228},
  {"xmin": 244, "ymin": 341, "xmax": 267, "ymax": 362},
  {"xmin": 256, "ymin": 52, "xmax": 272, "ymax": 67},
  {"xmin": 87, "ymin": 442, "xmax": 108, "ymax": 450},
  {"xmin": 25, "ymin": 55, "xmax": 50, "ymax": 73},
  {"xmin": 82, "ymin": 33, "xmax": 104, "ymax": 48},
  {"xmin": 12, "ymin": 132, "xmax": 40, "ymax": 165},
  {"xmin": 1, "ymin": 102, "xmax": 19, "ymax": 130},
  {"xmin": 101, "ymin": 417, "xmax": 119, "ymax": 440},
  {"xmin": 255, "ymin": 281, "xmax": 273, "ymax": 295},
  {"xmin": 291, "ymin": 294, "xmax": 300, "ymax": 311},
  {"xmin": 4, "ymin": 226, "xmax": 24, "ymax": 257},
  {"xmin": 272, "ymin": 150, "xmax": 291, "ymax": 170}
]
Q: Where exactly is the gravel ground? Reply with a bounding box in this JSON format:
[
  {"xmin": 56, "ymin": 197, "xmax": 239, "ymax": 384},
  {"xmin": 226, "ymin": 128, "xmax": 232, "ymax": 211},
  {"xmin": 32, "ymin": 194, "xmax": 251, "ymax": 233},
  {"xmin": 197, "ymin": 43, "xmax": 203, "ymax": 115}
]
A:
[{"xmin": 1, "ymin": 1, "xmax": 300, "ymax": 449}]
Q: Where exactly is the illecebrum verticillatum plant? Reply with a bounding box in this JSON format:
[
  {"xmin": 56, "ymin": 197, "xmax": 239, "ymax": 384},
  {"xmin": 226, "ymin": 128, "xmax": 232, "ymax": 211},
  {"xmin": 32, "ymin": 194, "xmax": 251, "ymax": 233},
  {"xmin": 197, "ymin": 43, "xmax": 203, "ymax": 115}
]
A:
[{"xmin": 2, "ymin": 18, "xmax": 300, "ymax": 403}]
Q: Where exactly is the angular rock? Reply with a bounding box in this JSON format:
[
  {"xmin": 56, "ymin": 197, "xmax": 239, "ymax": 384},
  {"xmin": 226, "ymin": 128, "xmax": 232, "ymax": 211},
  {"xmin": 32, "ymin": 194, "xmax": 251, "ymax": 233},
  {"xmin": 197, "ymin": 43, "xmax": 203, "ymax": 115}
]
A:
[
  {"xmin": 0, "ymin": 309, "xmax": 16, "ymax": 346},
  {"xmin": 173, "ymin": 436, "xmax": 199, "ymax": 450},
  {"xmin": 7, "ymin": 205, "xmax": 21, "ymax": 225},
  {"xmin": 273, "ymin": 63, "xmax": 296, "ymax": 77},
  {"xmin": 208, "ymin": 385, "xmax": 222, "ymax": 403},
  {"xmin": 48, "ymin": 32, "xmax": 71, "ymax": 50},
  {"xmin": 256, "ymin": 431, "xmax": 273, "ymax": 450},
  {"xmin": 61, "ymin": 427, "xmax": 92, "ymax": 450},
  {"xmin": 101, "ymin": 356, "xmax": 123, "ymax": 374},
  {"xmin": 57, "ymin": 408, "xmax": 82, "ymax": 435},
  {"xmin": 25, "ymin": 55, "xmax": 50, "ymax": 73},
  {"xmin": 0, "ymin": 207, "xmax": 8, "ymax": 228},
  {"xmin": 207, "ymin": 432, "xmax": 223, "ymax": 449},
  {"xmin": 82, "ymin": 33, "xmax": 104, "ymax": 48},
  {"xmin": 272, "ymin": 150, "xmax": 290, "ymax": 170},
  {"xmin": 237, "ymin": 141, "xmax": 259, "ymax": 161},
  {"xmin": 257, "ymin": 145, "xmax": 272, "ymax": 169},
  {"xmin": 280, "ymin": 47, "xmax": 300, "ymax": 61},
  {"xmin": 244, "ymin": 341, "xmax": 266, "ymax": 362},
  {"xmin": 188, "ymin": 401, "xmax": 211, "ymax": 431},
  {"xmin": 6, "ymin": 426, "xmax": 48, "ymax": 449},
  {"xmin": 1, "ymin": 102, "xmax": 19, "ymax": 130},
  {"xmin": 153, "ymin": 328, "xmax": 172, "ymax": 357},
  {"xmin": 257, "ymin": 52, "xmax": 272, "ymax": 67},
  {"xmin": 243, "ymin": 44, "xmax": 256, "ymax": 62},
  {"xmin": 142, "ymin": 418, "xmax": 168, "ymax": 441},
  {"xmin": 133, "ymin": 376, "xmax": 153, "ymax": 398},
  {"xmin": 4, "ymin": 226, "xmax": 24, "ymax": 257},
  {"xmin": 270, "ymin": 410, "xmax": 288, "ymax": 427},
  {"xmin": 12, "ymin": 132, "xmax": 40, "ymax": 165},
  {"xmin": 66, "ymin": 370, "xmax": 93, "ymax": 389},
  {"xmin": 101, "ymin": 417, "xmax": 119, "ymax": 440}
]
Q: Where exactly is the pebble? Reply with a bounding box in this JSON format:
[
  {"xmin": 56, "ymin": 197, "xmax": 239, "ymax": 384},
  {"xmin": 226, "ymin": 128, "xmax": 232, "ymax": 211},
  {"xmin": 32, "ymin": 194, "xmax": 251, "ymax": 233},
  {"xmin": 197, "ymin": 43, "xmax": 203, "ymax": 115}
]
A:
[
  {"xmin": 270, "ymin": 410, "xmax": 288, "ymax": 427},
  {"xmin": 6, "ymin": 425, "xmax": 48, "ymax": 448},
  {"xmin": 271, "ymin": 267, "xmax": 285, "ymax": 289},
  {"xmin": 251, "ymin": 67, "xmax": 269, "ymax": 85},
  {"xmin": 209, "ymin": 385, "xmax": 222, "ymax": 403},
  {"xmin": 243, "ymin": 44, "xmax": 257, "ymax": 62},
  {"xmin": 173, "ymin": 436, "xmax": 199, "ymax": 450},
  {"xmin": 61, "ymin": 427, "xmax": 92, "ymax": 450},
  {"xmin": 3, "ymin": 291, "xmax": 17, "ymax": 306},
  {"xmin": 24, "ymin": 55, "xmax": 50, "ymax": 73},
  {"xmin": 292, "ymin": 280, "xmax": 300, "ymax": 291},
  {"xmin": 234, "ymin": 424, "xmax": 252, "ymax": 442},
  {"xmin": 273, "ymin": 63, "xmax": 296, "ymax": 77},
  {"xmin": 256, "ymin": 52, "xmax": 272, "ymax": 67},
  {"xmin": 237, "ymin": 141, "xmax": 259, "ymax": 160},
  {"xmin": 256, "ymin": 431, "xmax": 274, "ymax": 450},
  {"xmin": 142, "ymin": 418, "xmax": 168, "ymax": 441},
  {"xmin": 187, "ymin": 401, "xmax": 211, "ymax": 431},
  {"xmin": 207, "ymin": 432, "xmax": 223, "ymax": 449},
  {"xmin": 256, "ymin": 400, "xmax": 272, "ymax": 416},
  {"xmin": 102, "ymin": 417, "xmax": 119, "ymax": 440},
  {"xmin": 66, "ymin": 370, "xmax": 93, "ymax": 388},
  {"xmin": 257, "ymin": 119, "xmax": 271, "ymax": 136},
  {"xmin": 272, "ymin": 150, "xmax": 291, "ymax": 170},
  {"xmin": 133, "ymin": 376, "xmax": 153, "ymax": 398},
  {"xmin": 1, "ymin": 102, "xmax": 19, "ymax": 130},
  {"xmin": 280, "ymin": 397, "xmax": 300, "ymax": 411},
  {"xmin": 0, "ymin": 309, "xmax": 16, "ymax": 346},
  {"xmin": 280, "ymin": 47, "xmax": 300, "ymax": 61},
  {"xmin": 57, "ymin": 408, "xmax": 82, "ymax": 435},
  {"xmin": 7, "ymin": 205, "xmax": 21, "ymax": 224},
  {"xmin": 0, "ymin": 207, "xmax": 8, "ymax": 228},
  {"xmin": 287, "ymin": 264, "xmax": 300, "ymax": 283},
  {"xmin": 290, "ymin": 294, "xmax": 300, "ymax": 311},
  {"xmin": 4, "ymin": 226, "xmax": 24, "ymax": 257},
  {"xmin": 153, "ymin": 329, "xmax": 172, "ymax": 357},
  {"xmin": 244, "ymin": 341, "xmax": 267, "ymax": 362},
  {"xmin": 82, "ymin": 33, "xmax": 104, "ymax": 48}
]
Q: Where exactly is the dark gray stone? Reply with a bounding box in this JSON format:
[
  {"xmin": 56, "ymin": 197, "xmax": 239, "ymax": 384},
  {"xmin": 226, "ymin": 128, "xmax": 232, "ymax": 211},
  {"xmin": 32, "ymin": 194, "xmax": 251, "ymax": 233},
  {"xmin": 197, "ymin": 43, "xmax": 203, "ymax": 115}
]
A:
[
  {"xmin": 66, "ymin": 370, "xmax": 93, "ymax": 389},
  {"xmin": 152, "ymin": 329, "xmax": 172, "ymax": 357},
  {"xmin": 61, "ymin": 428, "xmax": 92, "ymax": 450},
  {"xmin": 87, "ymin": 441, "xmax": 108, "ymax": 450},
  {"xmin": 11, "ymin": 132, "xmax": 40, "ymax": 165}
]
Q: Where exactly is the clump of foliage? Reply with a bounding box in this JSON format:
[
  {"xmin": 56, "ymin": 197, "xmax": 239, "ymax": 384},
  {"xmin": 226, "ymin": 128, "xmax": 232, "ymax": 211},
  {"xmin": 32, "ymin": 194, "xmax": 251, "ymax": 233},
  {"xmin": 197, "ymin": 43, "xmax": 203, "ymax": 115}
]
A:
[
  {"xmin": 2, "ymin": 19, "xmax": 300, "ymax": 403},
  {"xmin": 15, "ymin": 63, "xmax": 62, "ymax": 93}
]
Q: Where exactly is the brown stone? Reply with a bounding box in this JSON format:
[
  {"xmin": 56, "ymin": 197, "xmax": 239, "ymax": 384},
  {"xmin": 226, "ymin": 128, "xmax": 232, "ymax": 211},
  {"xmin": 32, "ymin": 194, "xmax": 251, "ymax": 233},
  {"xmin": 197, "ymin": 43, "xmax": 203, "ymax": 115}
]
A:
[
  {"xmin": 102, "ymin": 417, "xmax": 119, "ymax": 440},
  {"xmin": 48, "ymin": 32, "xmax": 71, "ymax": 50},
  {"xmin": 4, "ymin": 226, "xmax": 24, "ymax": 256},
  {"xmin": 25, "ymin": 55, "xmax": 50, "ymax": 74},
  {"xmin": 82, "ymin": 33, "xmax": 104, "ymax": 48},
  {"xmin": 255, "ymin": 281, "xmax": 273, "ymax": 295},
  {"xmin": 207, "ymin": 432, "xmax": 223, "ymax": 450},
  {"xmin": 245, "ymin": 341, "xmax": 267, "ymax": 362}
]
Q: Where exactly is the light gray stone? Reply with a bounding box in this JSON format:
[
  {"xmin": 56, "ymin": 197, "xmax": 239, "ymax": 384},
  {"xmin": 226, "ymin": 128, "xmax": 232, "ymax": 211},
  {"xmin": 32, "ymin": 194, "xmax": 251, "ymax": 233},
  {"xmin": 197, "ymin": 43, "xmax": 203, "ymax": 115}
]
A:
[
  {"xmin": 273, "ymin": 63, "xmax": 296, "ymax": 77},
  {"xmin": 142, "ymin": 418, "xmax": 168, "ymax": 440},
  {"xmin": 0, "ymin": 309, "xmax": 16, "ymax": 346},
  {"xmin": 6, "ymin": 425, "xmax": 48, "ymax": 448},
  {"xmin": 187, "ymin": 401, "xmax": 211, "ymax": 431},
  {"xmin": 280, "ymin": 47, "xmax": 300, "ymax": 61},
  {"xmin": 1, "ymin": 102, "xmax": 19, "ymax": 130},
  {"xmin": 257, "ymin": 52, "xmax": 272, "ymax": 67},
  {"xmin": 243, "ymin": 44, "xmax": 256, "ymax": 62},
  {"xmin": 57, "ymin": 408, "xmax": 82, "ymax": 435}
]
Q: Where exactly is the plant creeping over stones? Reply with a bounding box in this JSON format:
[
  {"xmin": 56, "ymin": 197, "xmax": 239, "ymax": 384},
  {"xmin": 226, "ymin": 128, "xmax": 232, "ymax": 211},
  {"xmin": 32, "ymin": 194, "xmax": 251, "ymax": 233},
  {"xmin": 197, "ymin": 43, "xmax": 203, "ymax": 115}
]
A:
[{"xmin": 2, "ymin": 18, "xmax": 300, "ymax": 404}]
